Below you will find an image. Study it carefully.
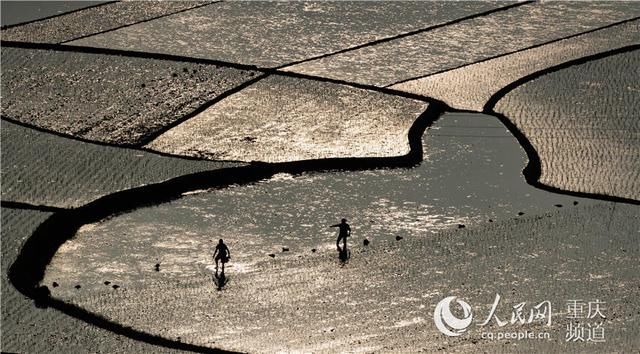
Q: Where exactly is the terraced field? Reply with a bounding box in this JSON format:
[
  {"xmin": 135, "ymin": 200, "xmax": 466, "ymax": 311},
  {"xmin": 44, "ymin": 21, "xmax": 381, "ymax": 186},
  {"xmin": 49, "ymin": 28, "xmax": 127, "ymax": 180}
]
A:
[
  {"xmin": 146, "ymin": 75, "xmax": 428, "ymax": 162},
  {"xmin": 1, "ymin": 46, "xmax": 259, "ymax": 145},
  {"xmin": 284, "ymin": 1, "xmax": 640, "ymax": 86},
  {"xmin": 494, "ymin": 51, "xmax": 640, "ymax": 201},
  {"xmin": 44, "ymin": 113, "xmax": 632, "ymax": 352},
  {"xmin": 1, "ymin": 120, "xmax": 242, "ymax": 208},
  {"xmin": 1, "ymin": 1, "xmax": 210, "ymax": 43},
  {"xmin": 0, "ymin": 208, "xmax": 195, "ymax": 353},
  {"xmin": 2, "ymin": 1, "xmax": 639, "ymax": 353},
  {"xmin": 68, "ymin": 1, "xmax": 507, "ymax": 67},
  {"xmin": 391, "ymin": 19, "xmax": 640, "ymax": 111}
]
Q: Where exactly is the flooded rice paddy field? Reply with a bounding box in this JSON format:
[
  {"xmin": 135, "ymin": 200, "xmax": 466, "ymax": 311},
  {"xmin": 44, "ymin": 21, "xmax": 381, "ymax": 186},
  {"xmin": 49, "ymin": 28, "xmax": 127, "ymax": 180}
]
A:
[
  {"xmin": 0, "ymin": 120, "xmax": 241, "ymax": 208},
  {"xmin": 0, "ymin": 46, "xmax": 257, "ymax": 145},
  {"xmin": 146, "ymin": 75, "xmax": 427, "ymax": 162},
  {"xmin": 1, "ymin": 1, "xmax": 209, "ymax": 43},
  {"xmin": 0, "ymin": 208, "xmax": 186, "ymax": 353},
  {"xmin": 42, "ymin": 113, "xmax": 638, "ymax": 352},
  {"xmin": 285, "ymin": 1, "xmax": 640, "ymax": 85},
  {"xmin": 495, "ymin": 50, "xmax": 640, "ymax": 201},
  {"xmin": 68, "ymin": 1, "xmax": 505, "ymax": 67},
  {"xmin": 391, "ymin": 19, "xmax": 640, "ymax": 111},
  {"xmin": 2, "ymin": 1, "xmax": 639, "ymax": 352}
]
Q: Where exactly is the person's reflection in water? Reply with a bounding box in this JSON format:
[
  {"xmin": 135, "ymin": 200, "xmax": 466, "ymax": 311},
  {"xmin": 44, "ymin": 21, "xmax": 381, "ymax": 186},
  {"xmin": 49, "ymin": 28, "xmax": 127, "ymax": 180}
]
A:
[
  {"xmin": 338, "ymin": 247, "xmax": 350, "ymax": 265},
  {"xmin": 213, "ymin": 267, "xmax": 228, "ymax": 291}
]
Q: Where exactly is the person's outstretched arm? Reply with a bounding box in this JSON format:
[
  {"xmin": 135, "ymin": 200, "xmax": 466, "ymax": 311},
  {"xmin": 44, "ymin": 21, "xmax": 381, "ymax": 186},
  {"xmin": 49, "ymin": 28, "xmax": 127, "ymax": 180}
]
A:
[{"xmin": 330, "ymin": 224, "xmax": 340, "ymax": 227}]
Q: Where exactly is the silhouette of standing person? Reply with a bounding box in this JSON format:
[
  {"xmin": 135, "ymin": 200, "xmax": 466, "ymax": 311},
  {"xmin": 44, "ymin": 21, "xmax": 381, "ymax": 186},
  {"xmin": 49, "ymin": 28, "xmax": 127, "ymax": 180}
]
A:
[
  {"xmin": 331, "ymin": 218, "xmax": 351, "ymax": 251},
  {"xmin": 213, "ymin": 239, "xmax": 230, "ymax": 271}
]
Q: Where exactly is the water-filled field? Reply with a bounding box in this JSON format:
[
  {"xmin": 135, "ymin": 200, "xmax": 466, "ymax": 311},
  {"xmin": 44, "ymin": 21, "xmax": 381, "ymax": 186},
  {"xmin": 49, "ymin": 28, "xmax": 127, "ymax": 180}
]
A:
[{"xmin": 43, "ymin": 113, "xmax": 631, "ymax": 352}]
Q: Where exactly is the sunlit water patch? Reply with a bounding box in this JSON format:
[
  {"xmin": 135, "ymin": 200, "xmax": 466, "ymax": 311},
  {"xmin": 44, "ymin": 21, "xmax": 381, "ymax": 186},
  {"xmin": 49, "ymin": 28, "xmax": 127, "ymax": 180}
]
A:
[{"xmin": 42, "ymin": 112, "xmax": 600, "ymax": 350}]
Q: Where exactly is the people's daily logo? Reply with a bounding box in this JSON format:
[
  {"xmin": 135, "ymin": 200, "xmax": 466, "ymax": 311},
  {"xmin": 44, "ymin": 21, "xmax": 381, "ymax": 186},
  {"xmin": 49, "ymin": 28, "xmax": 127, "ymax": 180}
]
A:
[{"xmin": 433, "ymin": 296, "xmax": 473, "ymax": 336}]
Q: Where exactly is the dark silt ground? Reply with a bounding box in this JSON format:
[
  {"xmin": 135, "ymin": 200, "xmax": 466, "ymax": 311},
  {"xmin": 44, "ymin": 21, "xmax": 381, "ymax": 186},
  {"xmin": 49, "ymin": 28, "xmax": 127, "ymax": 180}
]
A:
[{"xmin": 1, "ymin": 46, "xmax": 258, "ymax": 146}]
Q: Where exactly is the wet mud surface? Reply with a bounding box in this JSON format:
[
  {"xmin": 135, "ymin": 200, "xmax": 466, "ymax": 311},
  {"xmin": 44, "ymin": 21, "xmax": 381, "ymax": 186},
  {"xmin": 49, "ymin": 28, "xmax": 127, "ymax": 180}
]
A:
[
  {"xmin": 494, "ymin": 50, "xmax": 640, "ymax": 201},
  {"xmin": 146, "ymin": 75, "xmax": 427, "ymax": 162},
  {"xmin": 391, "ymin": 19, "xmax": 640, "ymax": 111},
  {"xmin": 1, "ymin": 1, "xmax": 211, "ymax": 43},
  {"xmin": 1, "ymin": 46, "xmax": 258, "ymax": 146},
  {"xmin": 68, "ymin": 1, "xmax": 506, "ymax": 67},
  {"xmin": 41, "ymin": 113, "xmax": 637, "ymax": 352},
  {"xmin": 285, "ymin": 2, "xmax": 640, "ymax": 86},
  {"xmin": 0, "ymin": 207, "xmax": 192, "ymax": 353},
  {"xmin": 1, "ymin": 120, "xmax": 243, "ymax": 208},
  {"xmin": 2, "ymin": 2, "xmax": 639, "ymax": 353}
]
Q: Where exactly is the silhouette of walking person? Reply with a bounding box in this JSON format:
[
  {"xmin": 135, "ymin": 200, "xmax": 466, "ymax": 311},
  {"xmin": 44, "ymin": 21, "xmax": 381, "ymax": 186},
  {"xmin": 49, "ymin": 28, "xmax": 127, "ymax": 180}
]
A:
[
  {"xmin": 213, "ymin": 239, "xmax": 231, "ymax": 271},
  {"xmin": 331, "ymin": 218, "xmax": 351, "ymax": 251}
]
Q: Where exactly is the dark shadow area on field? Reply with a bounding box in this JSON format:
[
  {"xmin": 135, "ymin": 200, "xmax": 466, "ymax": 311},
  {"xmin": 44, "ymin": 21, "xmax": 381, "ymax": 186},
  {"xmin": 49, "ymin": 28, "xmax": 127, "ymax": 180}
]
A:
[
  {"xmin": 483, "ymin": 44, "xmax": 640, "ymax": 206},
  {"xmin": 8, "ymin": 103, "xmax": 445, "ymax": 353},
  {"xmin": 385, "ymin": 16, "xmax": 640, "ymax": 87},
  {"xmin": 275, "ymin": 1, "xmax": 533, "ymax": 70}
]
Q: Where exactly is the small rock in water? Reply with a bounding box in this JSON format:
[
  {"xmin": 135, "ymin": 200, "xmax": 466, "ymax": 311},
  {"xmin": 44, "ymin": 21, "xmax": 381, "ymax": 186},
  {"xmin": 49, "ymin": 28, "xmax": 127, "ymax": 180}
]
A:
[
  {"xmin": 311, "ymin": 248, "xmax": 317, "ymax": 253},
  {"xmin": 74, "ymin": 285, "xmax": 81, "ymax": 289},
  {"xmin": 458, "ymin": 224, "xmax": 466, "ymax": 229},
  {"xmin": 395, "ymin": 236, "xmax": 403, "ymax": 241},
  {"xmin": 573, "ymin": 201, "xmax": 579, "ymax": 205},
  {"xmin": 518, "ymin": 212, "xmax": 524, "ymax": 216},
  {"xmin": 554, "ymin": 204, "xmax": 563, "ymax": 208},
  {"xmin": 282, "ymin": 247, "xmax": 289, "ymax": 252},
  {"xmin": 112, "ymin": 285, "xmax": 120, "ymax": 290},
  {"xmin": 52, "ymin": 282, "xmax": 59, "ymax": 288},
  {"xmin": 154, "ymin": 263, "xmax": 160, "ymax": 271},
  {"xmin": 363, "ymin": 239, "xmax": 370, "ymax": 246},
  {"xmin": 104, "ymin": 281, "xmax": 111, "ymax": 285},
  {"xmin": 268, "ymin": 253, "xmax": 276, "ymax": 258},
  {"xmin": 488, "ymin": 219, "xmax": 493, "ymax": 222},
  {"xmin": 243, "ymin": 136, "xmax": 257, "ymax": 143}
]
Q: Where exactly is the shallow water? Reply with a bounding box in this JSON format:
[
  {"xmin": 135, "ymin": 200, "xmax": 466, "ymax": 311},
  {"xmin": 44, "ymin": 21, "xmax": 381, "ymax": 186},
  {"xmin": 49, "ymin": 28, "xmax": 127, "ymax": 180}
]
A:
[{"xmin": 45, "ymin": 112, "xmax": 595, "ymax": 293}]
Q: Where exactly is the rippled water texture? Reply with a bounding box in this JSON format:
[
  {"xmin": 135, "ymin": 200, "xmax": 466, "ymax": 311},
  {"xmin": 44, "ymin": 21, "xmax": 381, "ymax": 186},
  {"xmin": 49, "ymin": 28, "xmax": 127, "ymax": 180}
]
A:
[
  {"xmin": 391, "ymin": 19, "xmax": 640, "ymax": 111},
  {"xmin": 43, "ymin": 113, "xmax": 610, "ymax": 352},
  {"xmin": 68, "ymin": 1, "xmax": 506, "ymax": 67},
  {"xmin": 495, "ymin": 50, "xmax": 640, "ymax": 200},
  {"xmin": 286, "ymin": 1, "xmax": 640, "ymax": 85},
  {"xmin": 0, "ymin": 47, "xmax": 258, "ymax": 145},
  {"xmin": 146, "ymin": 75, "xmax": 427, "ymax": 162}
]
